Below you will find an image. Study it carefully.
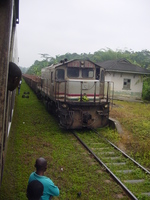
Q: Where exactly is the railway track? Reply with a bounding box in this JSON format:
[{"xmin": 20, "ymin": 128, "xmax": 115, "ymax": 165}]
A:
[{"xmin": 73, "ymin": 130, "xmax": 150, "ymax": 200}]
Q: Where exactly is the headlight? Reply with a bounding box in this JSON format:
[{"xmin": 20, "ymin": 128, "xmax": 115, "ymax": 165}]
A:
[
  {"xmin": 104, "ymin": 104, "xmax": 108, "ymax": 108},
  {"xmin": 62, "ymin": 104, "xmax": 67, "ymax": 108}
]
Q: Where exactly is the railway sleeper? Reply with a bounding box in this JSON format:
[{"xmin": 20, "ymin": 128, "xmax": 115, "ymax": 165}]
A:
[
  {"xmin": 106, "ymin": 162, "xmax": 126, "ymax": 165},
  {"xmin": 97, "ymin": 151, "xmax": 115, "ymax": 155},
  {"xmin": 107, "ymin": 156, "xmax": 122, "ymax": 160},
  {"xmin": 141, "ymin": 192, "xmax": 150, "ymax": 196},
  {"xmin": 124, "ymin": 179, "xmax": 145, "ymax": 183},
  {"xmin": 116, "ymin": 170, "xmax": 133, "ymax": 174}
]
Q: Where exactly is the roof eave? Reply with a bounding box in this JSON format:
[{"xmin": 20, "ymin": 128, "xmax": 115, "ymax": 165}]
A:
[{"xmin": 105, "ymin": 69, "xmax": 150, "ymax": 75}]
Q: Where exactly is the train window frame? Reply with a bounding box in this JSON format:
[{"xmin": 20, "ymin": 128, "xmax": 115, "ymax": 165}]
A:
[
  {"xmin": 82, "ymin": 68, "xmax": 94, "ymax": 78},
  {"xmin": 56, "ymin": 69, "xmax": 65, "ymax": 80},
  {"xmin": 67, "ymin": 67, "xmax": 79, "ymax": 78},
  {"xmin": 123, "ymin": 78, "xmax": 131, "ymax": 90}
]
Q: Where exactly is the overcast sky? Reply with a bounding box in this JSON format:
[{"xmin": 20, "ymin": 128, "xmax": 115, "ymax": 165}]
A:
[{"xmin": 17, "ymin": 0, "xmax": 150, "ymax": 68}]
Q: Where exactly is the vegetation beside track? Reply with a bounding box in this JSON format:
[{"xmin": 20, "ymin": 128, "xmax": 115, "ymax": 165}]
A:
[
  {"xmin": 101, "ymin": 100, "xmax": 150, "ymax": 170},
  {"xmin": 0, "ymin": 80, "xmax": 129, "ymax": 200}
]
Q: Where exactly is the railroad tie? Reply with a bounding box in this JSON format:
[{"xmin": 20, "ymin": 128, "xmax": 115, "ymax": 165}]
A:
[
  {"xmin": 107, "ymin": 162, "xmax": 126, "ymax": 165},
  {"xmin": 141, "ymin": 192, "xmax": 150, "ymax": 196},
  {"xmin": 116, "ymin": 170, "xmax": 133, "ymax": 174},
  {"xmin": 124, "ymin": 179, "xmax": 145, "ymax": 183}
]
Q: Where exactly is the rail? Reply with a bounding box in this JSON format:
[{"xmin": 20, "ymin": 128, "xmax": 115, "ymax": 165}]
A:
[{"xmin": 72, "ymin": 130, "xmax": 150, "ymax": 199}]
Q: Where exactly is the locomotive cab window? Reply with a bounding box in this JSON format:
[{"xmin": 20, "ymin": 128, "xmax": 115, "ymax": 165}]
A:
[
  {"xmin": 67, "ymin": 67, "xmax": 79, "ymax": 78},
  {"xmin": 56, "ymin": 69, "xmax": 64, "ymax": 80},
  {"xmin": 51, "ymin": 72, "xmax": 54, "ymax": 83},
  {"xmin": 96, "ymin": 68, "xmax": 100, "ymax": 80},
  {"xmin": 82, "ymin": 68, "xmax": 94, "ymax": 78}
]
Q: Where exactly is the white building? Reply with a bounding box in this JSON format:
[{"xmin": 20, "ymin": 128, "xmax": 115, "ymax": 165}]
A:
[{"xmin": 98, "ymin": 59, "xmax": 150, "ymax": 101}]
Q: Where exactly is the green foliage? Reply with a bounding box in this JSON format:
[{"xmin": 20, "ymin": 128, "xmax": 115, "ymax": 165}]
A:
[
  {"xmin": 142, "ymin": 77, "xmax": 150, "ymax": 100},
  {"xmin": 25, "ymin": 49, "xmax": 150, "ymax": 77},
  {"xmin": 26, "ymin": 59, "xmax": 52, "ymax": 75}
]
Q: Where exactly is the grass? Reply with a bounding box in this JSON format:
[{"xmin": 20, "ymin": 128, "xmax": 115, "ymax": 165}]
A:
[
  {"xmin": 108, "ymin": 100, "xmax": 150, "ymax": 169},
  {"xmin": 0, "ymin": 80, "xmax": 129, "ymax": 200}
]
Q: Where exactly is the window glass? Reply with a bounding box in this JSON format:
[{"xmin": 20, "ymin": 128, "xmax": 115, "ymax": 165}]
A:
[
  {"xmin": 67, "ymin": 68, "xmax": 79, "ymax": 78},
  {"xmin": 56, "ymin": 69, "xmax": 64, "ymax": 80},
  {"xmin": 96, "ymin": 68, "xmax": 100, "ymax": 80},
  {"xmin": 82, "ymin": 68, "xmax": 94, "ymax": 78},
  {"xmin": 100, "ymin": 70, "xmax": 104, "ymax": 82},
  {"xmin": 123, "ymin": 79, "xmax": 131, "ymax": 89},
  {"xmin": 51, "ymin": 72, "xmax": 53, "ymax": 83}
]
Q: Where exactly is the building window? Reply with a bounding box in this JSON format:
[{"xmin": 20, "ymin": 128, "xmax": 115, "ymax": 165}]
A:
[{"xmin": 123, "ymin": 79, "xmax": 131, "ymax": 90}]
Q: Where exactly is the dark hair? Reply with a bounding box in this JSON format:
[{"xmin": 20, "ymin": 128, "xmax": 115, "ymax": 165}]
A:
[
  {"xmin": 35, "ymin": 157, "xmax": 47, "ymax": 171},
  {"xmin": 8, "ymin": 62, "xmax": 22, "ymax": 91},
  {"xmin": 27, "ymin": 180, "xmax": 44, "ymax": 200},
  {"xmin": 8, "ymin": 62, "xmax": 21, "ymax": 78}
]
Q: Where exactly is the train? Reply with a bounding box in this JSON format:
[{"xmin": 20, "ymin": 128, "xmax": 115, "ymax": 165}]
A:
[
  {"xmin": 0, "ymin": 0, "xmax": 19, "ymax": 185},
  {"xmin": 23, "ymin": 59, "xmax": 113, "ymax": 129}
]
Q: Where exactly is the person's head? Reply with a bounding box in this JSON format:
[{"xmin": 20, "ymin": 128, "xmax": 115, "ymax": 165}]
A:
[
  {"xmin": 27, "ymin": 180, "xmax": 44, "ymax": 200},
  {"xmin": 35, "ymin": 157, "xmax": 47, "ymax": 172},
  {"xmin": 8, "ymin": 62, "xmax": 22, "ymax": 91}
]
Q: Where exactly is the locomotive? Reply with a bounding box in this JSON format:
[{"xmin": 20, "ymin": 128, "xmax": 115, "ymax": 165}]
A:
[{"xmin": 24, "ymin": 59, "xmax": 113, "ymax": 129}]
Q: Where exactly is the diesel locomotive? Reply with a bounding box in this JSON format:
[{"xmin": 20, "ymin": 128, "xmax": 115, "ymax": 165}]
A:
[{"xmin": 23, "ymin": 59, "xmax": 113, "ymax": 129}]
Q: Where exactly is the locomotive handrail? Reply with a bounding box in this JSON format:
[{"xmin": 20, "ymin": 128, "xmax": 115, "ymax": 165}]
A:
[
  {"xmin": 80, "ymin": 81, "xmax": 83, "ymax": 102},
  {"xmin": 94, "ymin": 81, "xmax": 96, "ymax": 103},
  {"xmin": 55, "ymin": 80, "xmax": 67, "ymax": 102},
  {"xmin": 101, "ymin": 81, "xmax": 114, "ymax": 104},
  {"xmin": 107, "ymin": 81, "xmax": 109, "ymax": 102},
  {"xmin": 80, "ymin": 81, "xmax": 98, "ymax": 103},
  {"xmin": 64, "ymin": 81, "xmax": 66, "ymax": 102}
]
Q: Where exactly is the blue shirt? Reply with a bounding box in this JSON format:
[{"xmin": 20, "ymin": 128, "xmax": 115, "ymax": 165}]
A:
[{"xmin": 28, "ymin": 172, "xmax": 59, "ymax": 200}]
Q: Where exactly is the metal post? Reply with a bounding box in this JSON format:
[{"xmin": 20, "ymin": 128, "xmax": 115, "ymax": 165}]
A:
[
  {"xmin": 80, "ymin": 82, "xmax": 83, "ymax": 102},
  {"xmin": 107, "ymin": 82, "xmax": 109, "ymax": 102}
]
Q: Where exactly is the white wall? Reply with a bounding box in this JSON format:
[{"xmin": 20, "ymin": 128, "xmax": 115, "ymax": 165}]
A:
[{"xmin": 105, "ymin": 71, "xmax": 143, "ymax": 100}]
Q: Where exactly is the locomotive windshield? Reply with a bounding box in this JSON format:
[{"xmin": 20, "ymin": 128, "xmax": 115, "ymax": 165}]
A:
[
  {"xmin": 82, "ymin": 68, "xmax": 94, "ymax": 78},
  {"xmin": 67, "ymin": 68, "xmax": 79, "ymax": 78},
  {"xmin": 67, "ymin": 67, "xmax": 94, "ymax": 78}
]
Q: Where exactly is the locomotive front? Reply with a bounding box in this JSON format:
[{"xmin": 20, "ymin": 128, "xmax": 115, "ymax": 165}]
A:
[{"xmin": 54, "ymin": 59, "xmax": 111, "ymax": 129}]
